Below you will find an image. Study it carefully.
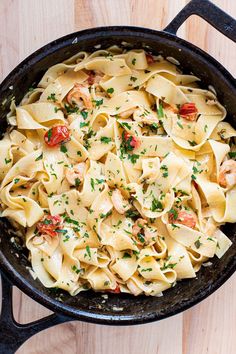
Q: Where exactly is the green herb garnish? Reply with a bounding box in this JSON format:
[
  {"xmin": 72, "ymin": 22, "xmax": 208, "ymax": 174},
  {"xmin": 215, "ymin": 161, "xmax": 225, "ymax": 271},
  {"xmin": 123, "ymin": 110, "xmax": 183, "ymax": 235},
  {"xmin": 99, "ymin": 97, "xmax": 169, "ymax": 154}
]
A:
[
  {"xmin": 35, "ymin": 153, "xmax": 43, "ymax": 161},
  {"xmin": 100, "ymin": 136, "xmax": 112, "ymax": 144},
  {"xmin": 47, "ymin": 93, "xmax": 56, "ymax": 102},
  {"xmin": 151, "ymin": 198, "xmax": 163, "ymax": 212},
  {"xmin": 157, "ymin": 102, "xmax": 164, "ymax": 118},
  {"xmin": 60, "ymin": 145, "xmax": 67, "ymax": 153},
  {"xmin": 107, "ymin": 88, "xmax": 114, "ymax": 94}
]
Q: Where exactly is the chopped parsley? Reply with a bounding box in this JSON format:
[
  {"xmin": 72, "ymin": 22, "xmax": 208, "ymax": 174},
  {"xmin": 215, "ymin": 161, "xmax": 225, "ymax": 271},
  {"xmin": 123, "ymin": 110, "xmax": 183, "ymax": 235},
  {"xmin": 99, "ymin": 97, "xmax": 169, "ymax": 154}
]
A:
[
  {"xmin": 177, "ymin": 121, "xmax": 183, "ymax": 129},
  {"xmin": 64, "ymin": 104, "xmax": 79, "ymax": 114},
  {"xmin": 141, "ymin": 268, "xmax": 152, "ymax": 272},
  {"xmin": 188, "ymin": 140, "xmax": 197, "ymax": 146},
  {"xmin": 169, "ymin": 208, "xmax": 178, "ymax": 220},
  {"xmin": 128, "ymin": 153, "xmax": 139, "ymax": 164},
  {"xmin": 125, "ymin": 209, "xmax": 140, "ymax": 219},
  {"xmin": 151, "ymin": 198, "xmax": 163, "ymax": 212},
  {"xmin": 100, "ymin": 211, "xmax": 112, "ymax": 219},
  {"xmin": 35, "ymin": 153, "xmax": 43, "ymax": 161},
  {"xmin": 64, "ymin": 216, "xmax": 79, "ymax": 226},
  {"xmin": 85, "ymin": 245, "xmax": 91, "ymax": 259},
  {"xmin": 80, "ymin": 122, "xmax": 89, "ymax": 128},
  {"xmin": 60, "ymin": 145, "xmax": 67, "ymax": 153},
  {"xmin": 63, "ymin": 234, "xmax": 70, "ymax": 242},
  {"xmin": 80, "ymin": 110, "xmax": 88, "ymax": 119},
  {"xmin": 161, "ymin": 262, "xmax": 177, "ymax": 270},
  {"xmin": 157, "ymin": 102, "xmax": 164, "ymax": 118},
  {"xmin": 124, "ymin": 229, "xmax": 132, "ymax": 235},
  {"xmin": 130, "ymin": 76, "xmax": 137, "ymax": 82},
  {"xmin": 75, "ymin": 178, "xmax": 81, "ymax": 187},
  {"xmin": 229, "ymin": 152, "xmax": 236, "ymax": 159},
  {"xmin": 131, "ymin": 58, "xmax": 136, "ymax": 66},
  {"xmin": 123, "ymin": 252, "xmax": 132, "ymax": 259},
  {"xmin": 71, "ymin": 265, "xmax": 81, "ymax": 274},
  {"xmin": 47, "ymin": 128, "xmax": 52, "ymax": 142},
  {"xmin": 171, "ymin": 224, "xmax": 180, "ymax": 230},
  {"xmin": 194, "ymin": 238, "xmax": 202, "ymax": 249},
  {"xmin": 207, "ymin": 237, "xmax": 215, "ymax": 242},
  {"xmin": 90, "ymin": 178, "xmax": 95, "ymax": 191},
  {"xmin": 107, "ymin": 88, "xmax": 114, "ymax": 94},
  {"xmin": 96, "ymin": 178, "xmax": 105, "ymax": 184},
  {"xmin": 90, "ymin": 177, "xmax": 105, "ymax": 191},
  {"xmin": 160, "ymin": 164, "xmax": 168, "ymax": 178},
  {"xmin": 120, "ymin": 131, "xmax": 135, "ymax": 156},
  {"xmin": 149, "ymin": 123, "xmax": 159, "ymax": 132},
  {"xmin": 100, "ymin": 136, "xmax": 112, "ymax": 144},
  {"xmin": 5, "ymin": 158, "xmax": 12, "ymax": 164},
  {"xmin": 120, "ymin": 122, "xmax": 131, "ymax": 130},
  {"xmin": 94, "ymin": 98, "xmax": 103, "ymax": 107},
  {"xmin": 137, "ymin": 233, "xmax": 145, "ymax": 243},
  {"xmin": 14, "ymin": 178, "xmax": 20, "ymax": 184},
  {"xmin": 47, "ymin": 93, "xmax": 56, "ymax": 102}
]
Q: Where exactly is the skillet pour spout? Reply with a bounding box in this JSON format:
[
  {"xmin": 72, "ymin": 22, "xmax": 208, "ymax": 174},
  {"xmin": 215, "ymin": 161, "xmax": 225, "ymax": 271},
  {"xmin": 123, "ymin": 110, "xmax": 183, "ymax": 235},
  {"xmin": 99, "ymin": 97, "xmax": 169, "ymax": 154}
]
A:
[{"xmin": 0, "ymin": 1, "xmax": 236, "ymax": 353}]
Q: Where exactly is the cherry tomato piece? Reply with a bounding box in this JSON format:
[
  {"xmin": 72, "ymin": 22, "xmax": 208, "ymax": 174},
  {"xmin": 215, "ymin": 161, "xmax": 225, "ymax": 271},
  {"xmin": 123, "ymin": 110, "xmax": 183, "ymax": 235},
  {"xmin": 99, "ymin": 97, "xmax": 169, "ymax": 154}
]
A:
[
  {"xmin": 179, "ymin": 103, "xmax": 198, "ymax": 121},
  {"xmin": 109, "ymin": 284, "xmax": 121, "ymax": 294},
  {"xmin": 44, "ymin": 126, "xmax": 70, "ymax": 147},
  {"xmin": 37, "ymin": 215, "xmax": 62, "ymax": 237},
  {"xmin": 146, "ymin": 53, "xmax": 155, "ymax": 64},
  {"xmin": 124, "ymin": 131, "xmax": 141, "ymax": 149}
]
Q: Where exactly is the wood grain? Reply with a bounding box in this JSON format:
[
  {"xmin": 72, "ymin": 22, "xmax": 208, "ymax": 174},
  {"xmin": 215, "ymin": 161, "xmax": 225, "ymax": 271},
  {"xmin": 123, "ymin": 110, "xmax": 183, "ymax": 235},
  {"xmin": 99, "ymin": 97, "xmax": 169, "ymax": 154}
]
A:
[{"xmin": 0, "ymin": 1, "xmax": 236, "ymax": 353}]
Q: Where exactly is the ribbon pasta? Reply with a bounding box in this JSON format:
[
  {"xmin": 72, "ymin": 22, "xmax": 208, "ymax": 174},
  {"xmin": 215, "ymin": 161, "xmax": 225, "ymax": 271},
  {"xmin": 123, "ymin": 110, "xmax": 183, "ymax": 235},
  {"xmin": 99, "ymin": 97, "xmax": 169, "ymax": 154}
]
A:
[{"xmin": 0, "ymin": 47, "xmax": 235, "ymax": 297}]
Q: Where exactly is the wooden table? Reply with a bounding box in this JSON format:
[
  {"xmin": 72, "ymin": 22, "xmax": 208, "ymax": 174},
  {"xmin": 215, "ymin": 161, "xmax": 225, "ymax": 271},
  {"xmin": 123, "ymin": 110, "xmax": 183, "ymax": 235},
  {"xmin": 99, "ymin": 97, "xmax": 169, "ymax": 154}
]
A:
[{"xmin": 0, "ymin": 1, "xmax": 236, "ymax": 353}]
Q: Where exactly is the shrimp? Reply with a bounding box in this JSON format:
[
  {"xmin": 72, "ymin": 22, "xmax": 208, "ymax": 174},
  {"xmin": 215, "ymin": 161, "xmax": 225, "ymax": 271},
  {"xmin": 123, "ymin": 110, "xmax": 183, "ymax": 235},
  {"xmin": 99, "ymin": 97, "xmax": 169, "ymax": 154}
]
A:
[
  {"xmin": 132, "ymin": 218, "xmax": 147, "ymax": 236},
  {"xmin": 219, "ymin": 159, "xmax": 236, "ymax": 188},
  {"xmin": 111, "ymin": 189, "xmax": 130, "ymax": 214},
  {"xmin": 169, "ymin": 209, "xmax": 197, "ymax": 229},
  {"xmin": 66, "ymin": 83, "xmax": 92, "ymax": 109},
  {"xmin": 65, "ymin": 162, "xmax": 86, "ymax": 187}
]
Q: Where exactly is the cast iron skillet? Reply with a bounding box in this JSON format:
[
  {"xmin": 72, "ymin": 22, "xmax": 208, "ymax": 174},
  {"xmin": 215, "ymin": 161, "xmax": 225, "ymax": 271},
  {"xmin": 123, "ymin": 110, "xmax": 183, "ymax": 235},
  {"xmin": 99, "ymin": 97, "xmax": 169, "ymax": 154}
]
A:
[{"xmin": 0, "ymin": 0, "xmax": 236, "ymax": 352}]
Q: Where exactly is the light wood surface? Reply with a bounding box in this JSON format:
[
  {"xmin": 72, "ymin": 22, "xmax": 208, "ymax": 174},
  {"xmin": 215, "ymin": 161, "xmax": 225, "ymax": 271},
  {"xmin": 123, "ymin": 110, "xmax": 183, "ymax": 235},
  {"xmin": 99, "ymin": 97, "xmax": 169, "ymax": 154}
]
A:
[{"xmin": 0, "ymin": 1, "xmax": 236, "ymax": 353}]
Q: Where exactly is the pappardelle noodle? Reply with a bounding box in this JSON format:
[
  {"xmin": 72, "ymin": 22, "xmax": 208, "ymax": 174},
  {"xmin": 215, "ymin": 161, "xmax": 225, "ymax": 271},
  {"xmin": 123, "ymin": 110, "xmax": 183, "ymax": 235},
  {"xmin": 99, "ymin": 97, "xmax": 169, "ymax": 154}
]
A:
[{"xmin": 1, "ymin": 46, "xmax": 236, "ymax": 297}]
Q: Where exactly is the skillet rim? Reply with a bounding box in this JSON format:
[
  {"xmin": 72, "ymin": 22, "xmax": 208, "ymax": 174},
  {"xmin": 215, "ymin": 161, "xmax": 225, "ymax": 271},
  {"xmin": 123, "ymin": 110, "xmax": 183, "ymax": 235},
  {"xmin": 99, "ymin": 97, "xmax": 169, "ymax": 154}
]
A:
[{"xmin": 0, "ymin": 25, "xmax": 236, "ymax": 325}]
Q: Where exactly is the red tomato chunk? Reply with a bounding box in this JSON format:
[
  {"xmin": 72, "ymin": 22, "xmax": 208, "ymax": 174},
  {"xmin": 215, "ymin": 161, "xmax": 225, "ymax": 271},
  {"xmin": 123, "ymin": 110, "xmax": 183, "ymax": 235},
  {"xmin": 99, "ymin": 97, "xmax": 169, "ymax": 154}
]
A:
[
  {"xmin": 179, "ymin": 103, "xmax": 198, "ymax": 121},
  {"xmin": 109, "ymin": 284, "xmax": 121, "ymax": 294},
  {"xmin": 146, "ymin": 53, "xmax": 155, "ymax": 64},
  {"xmin": 44, "ymin": 125, "xmax": 70, "ymax": 147},
  {"xmin": 37, "ymin": 215, "xmax": 62, "ymax": 237},
  {"xmin": 124, "ymin": 131, "xmax": 141, "ymax": 149}
]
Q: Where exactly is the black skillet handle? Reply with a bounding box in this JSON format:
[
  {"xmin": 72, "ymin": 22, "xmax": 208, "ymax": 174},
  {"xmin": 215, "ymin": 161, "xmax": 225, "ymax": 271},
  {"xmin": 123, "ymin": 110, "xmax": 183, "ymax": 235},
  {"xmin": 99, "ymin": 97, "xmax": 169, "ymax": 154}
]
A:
[
  {"xmin": 0, "ymin": 273, "xmax": 71, "ymax": 354},
  {"xmin": 164, "ymin": 0, "xmax": 236, "ymax": 43}
]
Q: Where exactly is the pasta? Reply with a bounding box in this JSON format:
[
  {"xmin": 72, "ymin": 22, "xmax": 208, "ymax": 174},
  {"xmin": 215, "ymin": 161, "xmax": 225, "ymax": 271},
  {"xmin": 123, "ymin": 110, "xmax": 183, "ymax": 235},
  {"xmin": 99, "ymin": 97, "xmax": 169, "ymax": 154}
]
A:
[{"xmin": 0, "ymin": 46, "xmax": 236, "ymax": 297}]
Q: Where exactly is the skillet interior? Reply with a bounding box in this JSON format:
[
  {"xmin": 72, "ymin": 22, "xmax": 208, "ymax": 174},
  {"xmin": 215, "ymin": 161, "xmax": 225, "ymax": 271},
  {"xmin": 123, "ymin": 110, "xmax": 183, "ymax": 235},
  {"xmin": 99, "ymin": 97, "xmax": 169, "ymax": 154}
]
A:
[{"xmin": 0, "ymin": 27, "xmax": 236, "ymax": 325}]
